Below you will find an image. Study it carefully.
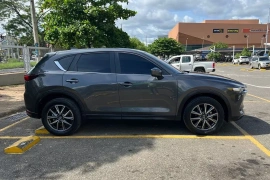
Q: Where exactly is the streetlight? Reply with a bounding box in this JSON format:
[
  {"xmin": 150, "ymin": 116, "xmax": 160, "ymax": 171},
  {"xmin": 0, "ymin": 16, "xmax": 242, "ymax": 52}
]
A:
[
  {"xmin": 202, "ymin": 37, "xmax": 204, "ymax": 49},
  {"xmin": 265, "ymin": 7, "xmax": 270, "ymax": 55},
  {"xmin": 185, "ymin": 38, "xmax": 188, "ymax": 51},
  {"xmin": 244, "ymin": 35, "xmax": 249, "ymax": 48}
]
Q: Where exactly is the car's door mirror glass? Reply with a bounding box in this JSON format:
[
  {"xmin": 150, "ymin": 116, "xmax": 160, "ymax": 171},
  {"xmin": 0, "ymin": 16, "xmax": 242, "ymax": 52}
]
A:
[{"xmin": 151, "ymin": 67, "xmax": 163, "ymax": 79}]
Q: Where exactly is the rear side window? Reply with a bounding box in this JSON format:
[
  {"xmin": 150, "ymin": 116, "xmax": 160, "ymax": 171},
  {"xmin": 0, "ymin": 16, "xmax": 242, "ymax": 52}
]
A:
[
  {"xmin": 57, "ymin": 56, "xmax": 75, "ymax": 70},
  {"xmin": 77, "ymin": 53, "xmax": 111, "ymax": 73}
]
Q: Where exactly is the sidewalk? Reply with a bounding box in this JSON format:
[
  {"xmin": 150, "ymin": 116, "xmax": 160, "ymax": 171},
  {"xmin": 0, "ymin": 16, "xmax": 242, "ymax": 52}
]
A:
[{"xmin": 0, "ymin": 85, "xmax": 25, "ymax": 118}]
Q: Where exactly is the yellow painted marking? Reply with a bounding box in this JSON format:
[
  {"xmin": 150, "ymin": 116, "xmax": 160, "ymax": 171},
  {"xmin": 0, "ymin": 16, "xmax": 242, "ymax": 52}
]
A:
[
  {"xmin": 0, "ymin": 136, "xmax": 25, "ymax": 139},
  {"xmin": 247, "ymin": 94, "xmax": 270, "ymax": 103},
  {"xmin": 35, "ymin": 126, "xmax": 50, "ymax": 135},
  {"xmin": 4, "ymin": 136, "xmax": 40, "ymax": 154},
  {"xmin": 0, "ymin": 117, "xmax": 29, "ymax": 133},
  {"xmin": 35, "ymin": 135, "xmax": 248, "ymax": 140},
  {"xmin": 232, "ymin": 122, "xmax": 270, "ymax": 157}
]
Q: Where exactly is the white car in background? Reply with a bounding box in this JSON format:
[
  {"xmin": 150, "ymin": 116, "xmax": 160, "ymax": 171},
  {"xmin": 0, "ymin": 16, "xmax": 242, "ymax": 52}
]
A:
[{"xmin": 232, "ymin": 56, "xmax": 249, "ymax": 65}]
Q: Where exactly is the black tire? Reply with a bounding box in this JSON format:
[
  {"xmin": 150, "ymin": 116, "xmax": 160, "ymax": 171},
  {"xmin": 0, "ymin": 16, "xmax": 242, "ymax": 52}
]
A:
[
  {"xmin": 41, "ymin": 98, "xmax": 82, "ymax": 136},
  {"xmin": 183, "ymin": 96, "xmax": 224, "ymax": 135},
  {"xmin": 195, "ymin": 68, "xmax": 205, "ymax": 73}
]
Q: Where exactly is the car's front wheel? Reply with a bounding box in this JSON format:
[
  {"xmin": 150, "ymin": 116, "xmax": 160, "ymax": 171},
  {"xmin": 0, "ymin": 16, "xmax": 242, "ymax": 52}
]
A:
[
  {"xmin": 183, "ymin": 96, "xmax": 224, "ymax": 135},
  {"xmin": 41, "ymin": 98, "xmax": 82, "ymax": 136}
]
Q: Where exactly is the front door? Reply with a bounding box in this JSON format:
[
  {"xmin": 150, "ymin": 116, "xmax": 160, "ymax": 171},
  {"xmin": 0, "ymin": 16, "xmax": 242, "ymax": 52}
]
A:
[
  {"xmin": 63, "ymin": 52, "xmax": 121, "ymax": 118},
  {"xmin": 115, "ymin": 52, "xmax": 178, "ymax": 119},
  {"xmin": 180, "ymin": 56, "xmax": 193, "ymax": 72}
]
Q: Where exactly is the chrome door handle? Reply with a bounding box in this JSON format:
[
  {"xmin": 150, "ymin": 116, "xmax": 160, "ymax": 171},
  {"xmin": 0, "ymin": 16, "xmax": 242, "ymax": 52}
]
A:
[
  {"xmin": 119, "ymin": 82, "xmax": 133, "ymax": 87},
  {"xmin": 66, "ymin": 79, "xmax": 79, "ymax": 83}
]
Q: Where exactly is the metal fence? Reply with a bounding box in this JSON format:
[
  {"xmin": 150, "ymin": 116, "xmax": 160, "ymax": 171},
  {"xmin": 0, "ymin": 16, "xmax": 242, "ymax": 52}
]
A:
[{"xmin": 0, "ymin": 44, "xmax": 52, "ymax": 72}]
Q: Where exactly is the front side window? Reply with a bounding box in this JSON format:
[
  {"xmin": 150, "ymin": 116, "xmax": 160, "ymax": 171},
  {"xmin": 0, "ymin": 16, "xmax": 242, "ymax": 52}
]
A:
[
  {"xmin": 182, "ymin": 56, "xmax": 191, "ymax": 63},
  {"xmin": 119, "ymin": 53, "xmax": 158, "ymax": 74},
  {"xmin": 77, "ymin": 53, "xmax": 111, "ymax": 73}
]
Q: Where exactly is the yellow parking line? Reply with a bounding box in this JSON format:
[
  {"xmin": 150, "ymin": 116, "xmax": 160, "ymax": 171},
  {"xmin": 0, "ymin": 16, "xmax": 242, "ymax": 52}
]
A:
[
  {"xmin": 247, "ymin": 94, "xmax": 270, "ymax": 103},
  {"xmin": 37, "ymin": 135, "xmax": 248, "ymax": 140},
  {"xmin": 0, "ymin": 117, "xmax": 29, "ymax": 133},
  {"xmin": 0, "ymin": 136, "xmax": 25, "ymax": 139},
  {"xmin": 232, "ymin": 122, "xmax": 270, "ymax": 157}
]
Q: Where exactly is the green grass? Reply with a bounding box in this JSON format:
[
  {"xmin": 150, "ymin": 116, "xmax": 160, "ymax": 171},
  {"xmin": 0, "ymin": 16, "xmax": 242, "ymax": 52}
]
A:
[{"xmin": 0, "ymin": 59, "xmax": 37, "ymax": 70}]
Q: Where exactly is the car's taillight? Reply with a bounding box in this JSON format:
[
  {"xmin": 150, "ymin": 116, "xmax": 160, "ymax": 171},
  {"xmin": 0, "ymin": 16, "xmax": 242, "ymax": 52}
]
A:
[
  {"xmin": 213, "ymin": 63, "xmax": 215, "ymax": 68},
  {"xmin": 24, "ymin": 74, "xmax": 38, "ymax": 81}
]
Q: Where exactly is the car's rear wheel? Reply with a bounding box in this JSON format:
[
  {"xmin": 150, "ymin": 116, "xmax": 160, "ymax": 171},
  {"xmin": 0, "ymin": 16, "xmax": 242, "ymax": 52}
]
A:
[
  {"xmin": 41, "ymin": 98, "xmax": 82, "ymax": 136},
  {"xmin": 195, "ymin": 68, "xmax": 205, "ymax": 73},
  {"xmin": 183, "ymin": 96, "xmax": 224, "ymax": 135}
]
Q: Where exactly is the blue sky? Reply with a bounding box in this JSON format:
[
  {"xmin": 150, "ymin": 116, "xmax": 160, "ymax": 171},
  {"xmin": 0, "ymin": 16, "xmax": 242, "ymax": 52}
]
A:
[{"xmin": 1, "ymin": 0, "xmax": 270, "ymax": 44}]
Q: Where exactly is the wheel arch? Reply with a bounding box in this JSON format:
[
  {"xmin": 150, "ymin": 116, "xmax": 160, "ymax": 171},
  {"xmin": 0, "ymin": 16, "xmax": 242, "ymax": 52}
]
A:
[
  {"xmin": 36, "ymin": 90, "xmax": 87, "ymax": 118},
  {"xmin": 177, "ymin": 89, "xmax": 231, "ymax": 122}
]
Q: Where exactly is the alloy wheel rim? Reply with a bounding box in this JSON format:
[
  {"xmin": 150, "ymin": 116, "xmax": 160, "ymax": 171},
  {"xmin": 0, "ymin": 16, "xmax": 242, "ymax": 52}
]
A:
[
  {"xmin": 190, "ymin": 103, "xmax": 219, "ymax": 131},
  {"xmin": 47, "ymin": 105, "xmax": 74, "ymax": 131}
]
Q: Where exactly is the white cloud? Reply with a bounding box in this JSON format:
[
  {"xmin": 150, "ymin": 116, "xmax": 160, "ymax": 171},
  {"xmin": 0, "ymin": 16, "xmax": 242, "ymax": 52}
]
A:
[
  {"xmin": 117, "ymin": 0, "xmax": 270, "ymax": 44},
  {"xmin": 182, "ymin": 16, "xmax": 194, "ymax": 22}
]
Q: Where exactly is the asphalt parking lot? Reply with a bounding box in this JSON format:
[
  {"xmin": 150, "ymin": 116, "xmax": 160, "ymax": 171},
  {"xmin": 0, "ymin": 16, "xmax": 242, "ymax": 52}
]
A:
[{"xmin": 0, "ymin": 63, "xmax": 270, "ymax": 180}]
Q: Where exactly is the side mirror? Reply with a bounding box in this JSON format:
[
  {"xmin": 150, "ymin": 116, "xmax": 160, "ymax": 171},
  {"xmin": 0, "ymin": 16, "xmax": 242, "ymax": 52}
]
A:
[{"xmin": 151, "ymin": 67, "xmax": 163, "ymax": 79}]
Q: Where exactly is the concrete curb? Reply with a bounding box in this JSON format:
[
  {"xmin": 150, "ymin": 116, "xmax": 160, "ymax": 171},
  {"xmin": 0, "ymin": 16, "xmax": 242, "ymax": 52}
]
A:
[{"xmin": 0, "ymin": 106, "xmax": 26, "ymax": 119}]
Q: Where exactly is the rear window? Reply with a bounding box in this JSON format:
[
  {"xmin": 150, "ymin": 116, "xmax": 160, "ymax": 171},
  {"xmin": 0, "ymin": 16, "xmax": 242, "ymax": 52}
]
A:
[{"xmin": 240, "ymin": 56, "xmax": 248, "ymax": 58}]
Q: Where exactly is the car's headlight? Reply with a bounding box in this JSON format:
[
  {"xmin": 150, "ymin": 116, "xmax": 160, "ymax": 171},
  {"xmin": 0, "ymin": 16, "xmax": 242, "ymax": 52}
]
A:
[{"xmin": 228, "ymin": 87, "xmax": 247, "ymax": 93}]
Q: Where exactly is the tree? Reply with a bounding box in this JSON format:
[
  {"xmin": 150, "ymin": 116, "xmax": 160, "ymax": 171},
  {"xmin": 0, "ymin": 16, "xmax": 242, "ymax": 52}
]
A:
[
  {"xmin": 0, "ymin": 0, "xmax": 47, "ymax": 46},
  {"xmin": 130, "ymin": 37, "xmax": 148, "ymax": 51},
  {"xmin": 234, "ymin": 53, "xmax": 241, "ymax": 59},
  {"xmin": 41, "ymin": 0, "xmax": 136, "ymax": 49},
  {"xmin": 241, "ymin": 47, "xmax": 251, "ymax": 57},
  {"xmin": 148, "ymin": 38, "xmax": 184, "ymax": 57},
  {"xmin": 207, "ymin": 52, "xmax": 221, "ymax": 60},
  {"xmin": 210, "ymin": 42, "xmax": 228, "ymax": 50}
]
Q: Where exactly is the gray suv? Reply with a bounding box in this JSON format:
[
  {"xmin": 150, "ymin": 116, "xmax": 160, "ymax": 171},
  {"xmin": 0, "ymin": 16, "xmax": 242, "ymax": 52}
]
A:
[{"xmin": 24, "ymin": 48, "xmax": 247, "ymax": 136}]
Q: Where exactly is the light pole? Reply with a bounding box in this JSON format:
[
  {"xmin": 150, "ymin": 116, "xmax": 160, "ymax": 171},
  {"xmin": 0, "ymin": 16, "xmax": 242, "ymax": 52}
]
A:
[
  {"xmin": 247, "ymin": 35, "xmax": 249, "ymax": 48},
  {"xmin": 202, "ymin": 37, "xmax": 204, "ymax": 49},
  {"xmin": 265, "ymin": 7, "xmax": 270, "ymax": 55},
  {"xmin": 185, "ymin": 38, "xmax": 188, "ymax": 51},
  {"xmin": 261, "ymin": 37, "xmax": 264, "ymax": 48}
]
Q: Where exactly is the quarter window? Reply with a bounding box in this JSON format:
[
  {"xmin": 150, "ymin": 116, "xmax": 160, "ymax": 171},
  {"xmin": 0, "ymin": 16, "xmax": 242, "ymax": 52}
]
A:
[
  {"xmin": 57, "ymin": 55, "xmax": 75, "ymax": 70},
  {"xmin": 119, "ymin": 53, "xmax": 158, "ymax": 74},
  {"xmin": 77, "ymin": 53, "xmax": 111, "ymax": 73}
]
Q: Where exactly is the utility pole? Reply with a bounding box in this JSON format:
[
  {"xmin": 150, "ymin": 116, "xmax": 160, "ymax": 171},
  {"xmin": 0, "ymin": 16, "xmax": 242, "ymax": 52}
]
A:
[
  {"xmin": 265, "ymin": 7, "xmax": 270, "ymax": 55},
  {"xmin": 185, "ymin": 38, "xmax": 188, "ymax": 51},
  {"xmin": 30, "ymin": 0, "xmax": 40, "ymax": 60}
]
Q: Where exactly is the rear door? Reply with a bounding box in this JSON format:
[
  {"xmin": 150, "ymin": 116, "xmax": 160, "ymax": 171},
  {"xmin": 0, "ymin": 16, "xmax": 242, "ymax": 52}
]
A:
[
  {"xmin": 63, "ymin": 52, "xmax": 121, "ymax": 118},
  {"xmin": 180, "ymin": 56, "xmax": 193, "ymax": 72}
]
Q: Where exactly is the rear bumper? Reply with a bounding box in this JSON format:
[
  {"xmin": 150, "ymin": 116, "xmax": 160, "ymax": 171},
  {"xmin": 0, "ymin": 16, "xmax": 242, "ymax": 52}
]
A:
[{"xmin": 26, "ymin": 109, "xmax": 40, "ymax": 119}]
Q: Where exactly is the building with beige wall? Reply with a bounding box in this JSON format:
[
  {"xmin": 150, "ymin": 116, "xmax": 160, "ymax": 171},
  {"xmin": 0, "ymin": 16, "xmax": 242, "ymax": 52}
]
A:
[{"xmin": 168, "ymin": 19, "xmax": 269, "ymax": 51}]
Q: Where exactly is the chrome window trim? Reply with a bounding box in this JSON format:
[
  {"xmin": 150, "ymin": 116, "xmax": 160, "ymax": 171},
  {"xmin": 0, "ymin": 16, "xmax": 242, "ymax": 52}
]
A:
[{"xmin": 54, "ymin": 61, "xmax": 66, "ymax": 71}]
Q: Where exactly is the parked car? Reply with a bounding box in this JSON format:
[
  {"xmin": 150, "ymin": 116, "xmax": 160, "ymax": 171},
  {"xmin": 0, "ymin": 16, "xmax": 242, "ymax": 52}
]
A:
[
  {"xmin": 166, "ymin": 55, "xmax": 215, "ymax": 73},
  {"xmin": 232, "ymin": 56, "xmax": 249, "ymax": 65},
  {"xmin": 24, "ymin": 48, "xmax": 246, "ymax": 136},
  {"xmin": 250, "ymin": 56, "xmax": 270, "ymax": 70}
]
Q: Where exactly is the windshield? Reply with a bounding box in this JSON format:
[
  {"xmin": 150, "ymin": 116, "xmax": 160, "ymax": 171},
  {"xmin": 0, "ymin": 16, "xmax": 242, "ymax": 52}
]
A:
[{"xmin": 259, "ymin": 57, "xmax": 270, "ymax": 61}]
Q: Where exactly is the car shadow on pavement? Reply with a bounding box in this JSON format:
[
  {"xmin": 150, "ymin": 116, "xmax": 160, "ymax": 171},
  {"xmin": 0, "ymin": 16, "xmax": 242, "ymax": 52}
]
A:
[
  {"xmin": 76, "ymin": 119, "xmax": 243, "ymax": 136},
  {"xmin": 0, "ymin": 128, "xmax": 156, "ymax": 179},
  {"xmin": 235, "ymin": 115, "xmax": 270, "ymax": 136}
]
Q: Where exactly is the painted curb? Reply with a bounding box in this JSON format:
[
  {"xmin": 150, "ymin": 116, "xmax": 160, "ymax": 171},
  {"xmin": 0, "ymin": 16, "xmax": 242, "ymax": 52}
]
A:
[
  {"xmin": 4, "ymin": 136, "xmax": 40, "ymax": 154},
  {"xmin": 35, "ymin": 126, "xmax": 50, "ymax": 135}
]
